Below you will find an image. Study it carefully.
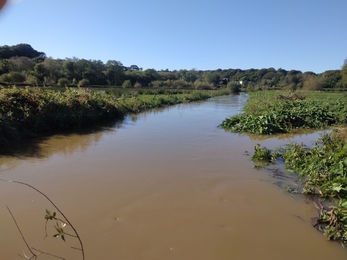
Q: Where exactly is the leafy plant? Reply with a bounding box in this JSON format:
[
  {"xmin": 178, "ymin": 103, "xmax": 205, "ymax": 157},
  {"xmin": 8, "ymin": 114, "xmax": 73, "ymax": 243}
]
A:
[
  {"xmin": 221, "ymin": 91, "xmax": 347, "ymax": 134},
  {"xmin": 0, "ymin": 86, "xmax": 230, "ymax": 145},
  {"xmin": 251, "ymin": 144, "xmax": 273, "ymax": 162}
]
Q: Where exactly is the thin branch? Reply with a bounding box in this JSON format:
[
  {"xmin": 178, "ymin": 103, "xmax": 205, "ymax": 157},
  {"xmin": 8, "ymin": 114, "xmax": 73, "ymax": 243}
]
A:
[
  {"xmin": 1, "ymin": 178, "xmax": 85, "ymax": 260},
  {"xmin": 71, "ymin": 247, "xmax": 82, "ymax": 251},
  {"xmin": 6, "ymin": 206, "xmax": 37, "ymax": 258},
  {"xmin": 32, "ymin": 248, "xmax": 67, "ymax": 260}
]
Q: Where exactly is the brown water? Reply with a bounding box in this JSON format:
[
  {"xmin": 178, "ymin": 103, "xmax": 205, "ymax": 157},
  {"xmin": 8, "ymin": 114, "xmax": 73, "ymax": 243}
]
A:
[{"xmin": 0, "ymin": 94, "xmax": 346, "ymax": 259}]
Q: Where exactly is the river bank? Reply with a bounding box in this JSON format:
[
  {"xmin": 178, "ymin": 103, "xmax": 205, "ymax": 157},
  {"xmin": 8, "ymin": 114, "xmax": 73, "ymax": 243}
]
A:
[
  {"xmin": 1, "ymin": 94, "xmax": 346, "ymax": 259},
  {"xmin": 221, "ymin": 90, "xmax": 347, "ymax": 244},
  {"xmin": 0, "ymin": 86, "xmax": 230, "ymax": 145}
]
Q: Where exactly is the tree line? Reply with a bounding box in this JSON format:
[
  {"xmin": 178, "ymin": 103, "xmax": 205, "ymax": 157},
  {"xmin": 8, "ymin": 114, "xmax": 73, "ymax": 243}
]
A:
[{"xmin": 0, "ymin": 43, "xmax": 346, "ymax": 91}]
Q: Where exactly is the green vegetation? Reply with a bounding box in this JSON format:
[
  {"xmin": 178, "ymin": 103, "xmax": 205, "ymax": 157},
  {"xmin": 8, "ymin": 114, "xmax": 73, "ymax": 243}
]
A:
[
  {"xmin": 1, "ymin": 44, "xmax": 346, "ymax": 92},
  {"xmin": 251, "ymin": 132, "xmax": 347, "ymax": 243},
  {"xmin": 221, "ymin": 91, "xmax": 347, "ymax": 134},
  {"xmin": 225, "ymin": 90, "xmax": 347, "ymax": 243},
  {"xmin": 0, "ymin": 86, "xmax": 229, "ymax": 145},
  {"xmin": 251, "ymin": 144, "xmax": 278, "ymax": 164}
]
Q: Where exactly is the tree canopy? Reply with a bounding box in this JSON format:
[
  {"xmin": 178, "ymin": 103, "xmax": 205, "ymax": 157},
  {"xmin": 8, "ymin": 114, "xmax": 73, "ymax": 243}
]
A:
[
  {"xmin": 0, "ymin": 43, "xmax": 46, "ymax": 59},
  {"xmin": 0, "ymin": 43, "xmax": 345, "ymax": 91}
]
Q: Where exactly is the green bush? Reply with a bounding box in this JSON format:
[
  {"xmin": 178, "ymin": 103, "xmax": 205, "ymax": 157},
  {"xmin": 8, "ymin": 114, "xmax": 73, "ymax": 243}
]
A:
[
  {"xmin": 26, "ymin": 75, "xmax": 40, "ymax": 85},
  {"xmin": 0, "ymin": 71, "xmax": 26, "ymax": 83},
  {"xmin": 227, "ymin": 81, "xmax": 241, "ymax": 93},
  {"xmin": 134, "ymin": 82, "xmax": 142, "ymax": 88},
  {"xmin": 78, "ymin": 78, "xmax": 90, "ymax": 88},
  {"xmin": 57, "ymin": 78, "xmax": 70, "ymax": 88},
  {"xmin": 194, "ymin": 80, "xmax": 213, "ymax": 90},
  {"xmin": 260, "ymin": 132, "xmax": 347, "ymax": 243},
  {"xmin": 122, "ymin": 79, "xmax": 132, "ymax": 88}
]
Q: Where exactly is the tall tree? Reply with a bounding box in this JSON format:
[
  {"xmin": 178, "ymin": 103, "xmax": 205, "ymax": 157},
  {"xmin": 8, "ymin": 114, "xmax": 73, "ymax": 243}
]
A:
[{"xmin": 104, "ymin": 60, "xmax": 124, "ymax": 86}]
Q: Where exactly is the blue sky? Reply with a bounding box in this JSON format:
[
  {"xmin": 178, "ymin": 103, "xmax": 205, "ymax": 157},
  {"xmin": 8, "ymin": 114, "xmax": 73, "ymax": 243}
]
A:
[{"xmin": 0, "ymin": 0, "xmax": 346, "ymax": 73}]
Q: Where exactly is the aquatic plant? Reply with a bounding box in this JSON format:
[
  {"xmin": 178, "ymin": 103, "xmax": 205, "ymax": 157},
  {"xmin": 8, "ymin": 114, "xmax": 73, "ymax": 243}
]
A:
[
  {"xmin": 251, "ymin": 144, "xmax": 278, "ymax": 163},
  {"xmin": 258, "ymin": 132, "xmax": 347, "ymax": 243},
  {"xmin": 221, "ymin": 91, "xmax": 347, "ymax": 134}
]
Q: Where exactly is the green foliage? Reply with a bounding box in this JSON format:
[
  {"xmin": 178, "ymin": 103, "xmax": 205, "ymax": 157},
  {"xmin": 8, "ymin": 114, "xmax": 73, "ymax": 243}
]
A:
[
  {"xmin": 273, "ymin": 132, "xmax": 347, "ymax": 243},
  {"xmin": 0, "ymin": 43, "xmax": 45, "ymax": 59},
  {"xmin": 282, "ymin": 133, "xmax": 347, "ymax": 198},
  {"xmin": 78, "ymin": 78, "xmax": 90, "ymax": 87},
  {"xmin": 221, "ymin": 92, "xmax": 347, "ymax": 134},
  {"xmin": 0, "ymin": 87, "xmax": 123, "ymax": 144},
  {"xmin": 134, "ymin": 81, "xmax": 142, "ymax": 88},
  {"xmin": 25, "ymin": 75, "xmax": 40, "ymax": 85},
  {"xmin": 122, "ymin": 79, "xmax": 132, "ymax": 88},
  {"xmin": 0, "ymin": 71, "xmax": 26, "ymax": 83},
  {"xmin": 302, "ymin": 75, "xmax": 323, "ymax": 90},
  {"xmin": 0, "ymin": 87, "xmax": 228, "ymax": 145},
  {"xmin": 251, "ymin": 144, "xmax": 276, "ymax": 163},
  {"xmin": 1, "ymin": 43, "xmax": 346, "ymax": 91},
  {"xmin": 57, "ymin": 78, "xmax": 70, "ymax": 87},
  {"xmin": 194, "ymin": 80, "xmax": 213, "ymax": 90},
  {"xmin": 318, "ymin": 199, "xmax": 347, "ymax": 242},
  {"xmin": 227, "ymin": 81, "xmax": 241, "ymax": 93}
]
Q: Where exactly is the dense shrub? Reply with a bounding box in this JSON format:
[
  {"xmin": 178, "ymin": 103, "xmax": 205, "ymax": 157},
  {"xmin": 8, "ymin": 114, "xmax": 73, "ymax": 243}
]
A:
[
  {"xmin": 0, "ymin": 87, "xmax": 229, "ymax": 145},
  {"xmin": 194, "ymin": 80, "xmax": 213, "ymax": 90},
  {"xmin": 78, "ymin": 78, "xmax": 90, "ymax": 87},
  {"xmin": 122, "ymin": 79, "xmax": 132, "ymax": 88},
  {"xmin": 227, "ymin": 81, "xmax": 241, "ymax": 93},
  {"xmin": 57, "ymin": 78, "xmax": 70, "ymax": 87},
  {"xmin": 26, "ymin": 75, "xmax": 40, "ymax": 85},
  {"xmin": 0, "ymin": 71, "xmax": 26, "ymax": 83}
]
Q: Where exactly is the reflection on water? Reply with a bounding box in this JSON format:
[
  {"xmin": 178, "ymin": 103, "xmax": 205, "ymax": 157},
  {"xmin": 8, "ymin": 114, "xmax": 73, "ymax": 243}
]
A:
[
  {"xmin": 246, "ymin": 129, "xmax": 330, "ymax": 141},
  {"xmin": 1, "ymin": 93, "xmax": 346, "ymax": 260}
]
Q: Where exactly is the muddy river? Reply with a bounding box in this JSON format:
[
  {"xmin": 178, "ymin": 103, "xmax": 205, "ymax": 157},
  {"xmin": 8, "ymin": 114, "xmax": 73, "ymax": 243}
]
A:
[{"xmin": 0, "ymin": 93, "xmax": 346, "ymax": 259}]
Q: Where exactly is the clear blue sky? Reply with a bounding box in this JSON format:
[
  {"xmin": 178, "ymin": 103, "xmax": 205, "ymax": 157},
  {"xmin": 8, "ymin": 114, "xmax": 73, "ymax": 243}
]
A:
[{"xmin": 0, "ymin": 0, "xmax": 346, "ymax": 73}]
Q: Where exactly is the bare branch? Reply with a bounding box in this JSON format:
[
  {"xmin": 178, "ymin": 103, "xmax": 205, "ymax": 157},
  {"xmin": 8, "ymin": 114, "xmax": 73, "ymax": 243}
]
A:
[
  {"xmin": 32, "ymin": 248, "xmax": 67, "ymax": 260},
  {"xmin": 1, "ymin": 178, "xmax": 85, "ymax": 260},
  {"xmin": 6, "ymin": 206, "xmax": 37, "ymax": 258}
]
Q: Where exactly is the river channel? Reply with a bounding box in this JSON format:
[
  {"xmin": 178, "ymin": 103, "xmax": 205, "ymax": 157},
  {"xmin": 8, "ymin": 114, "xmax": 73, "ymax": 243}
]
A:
[{"xmin": 0, "ymin": 93, "xmax": 346, "ymax": 259}]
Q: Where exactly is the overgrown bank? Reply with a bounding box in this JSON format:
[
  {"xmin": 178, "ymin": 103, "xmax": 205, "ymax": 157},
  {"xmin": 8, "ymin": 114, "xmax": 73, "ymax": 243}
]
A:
[
  {"xmin": 221, "ymin": 91, "xmax": 347, "ymax": 134},
  {"xmin": 224, "ymin": 91, "xmax": 347, "ymax": 244},
  {"xmin": 252, "ymin": 132, "xmax": 347, "ymax": 243},
  {"xmin": 0, "ymin": 86, "xmax": 229, "ymax": 145}
]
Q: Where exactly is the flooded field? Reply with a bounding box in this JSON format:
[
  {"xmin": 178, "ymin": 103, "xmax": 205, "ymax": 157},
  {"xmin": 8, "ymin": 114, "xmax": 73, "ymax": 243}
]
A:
[{"xmin": 0, "ymin": 93, "xmax": 346, "ymax": 259}]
